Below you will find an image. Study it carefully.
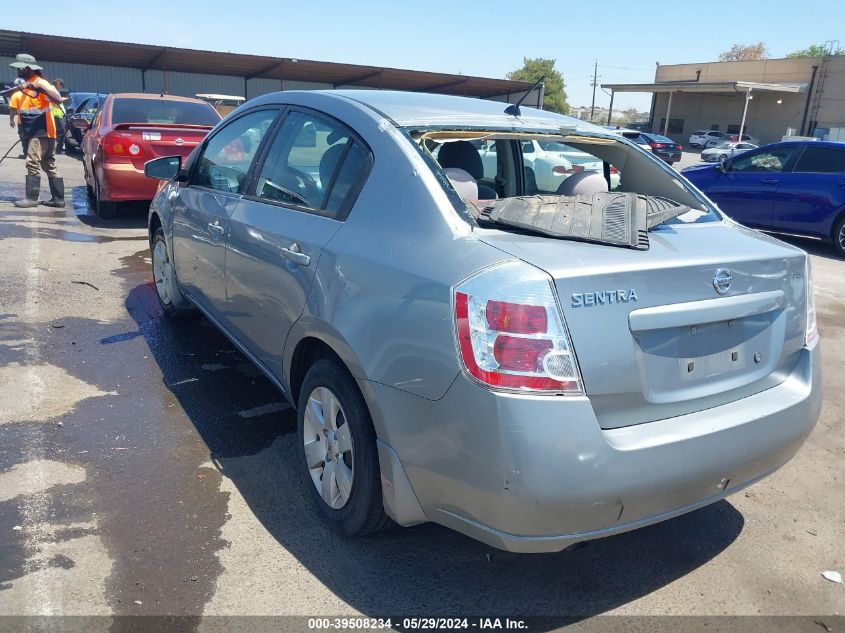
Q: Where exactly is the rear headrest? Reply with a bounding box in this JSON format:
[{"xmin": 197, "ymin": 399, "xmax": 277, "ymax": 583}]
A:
[
  {"xmin": 319, "ymin": 143, "xmax": 347, "ymax": 189},
  {"xmin": 438, "ymin": 141, "xmax": 484, "ymax": 180},
  {"xmin": 443, "ymin": 167, "xmax": 478, "ymax": 201},
  {"xmin": 556, "ymin": 171, "xmax": 609, "ymax": 196}
]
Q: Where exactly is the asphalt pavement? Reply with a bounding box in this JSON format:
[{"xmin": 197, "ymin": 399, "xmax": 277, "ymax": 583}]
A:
[{"xmin": 0, "ymin": 123, "xmax": 843, "ymax": 629}]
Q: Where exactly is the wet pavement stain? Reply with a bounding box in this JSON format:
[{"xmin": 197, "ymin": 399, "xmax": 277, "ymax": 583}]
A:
[{"xmin": 0, "ymin": 206, "xmax": 290, "ymax": 623}]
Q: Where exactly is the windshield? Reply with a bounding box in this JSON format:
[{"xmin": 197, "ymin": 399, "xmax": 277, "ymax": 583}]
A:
[
  {"xmin": 714, "ymin": 142, "xmax": 733, "ymax": 149},
  {"xmin": 111, "ymin": 98, "xmax": 220, "ymax": 126}
]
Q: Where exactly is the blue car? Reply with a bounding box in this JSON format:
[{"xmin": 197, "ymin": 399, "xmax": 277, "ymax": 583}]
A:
[{"xmin": 682, "ymin": 140, "xmax": 845, "ymax": 257}]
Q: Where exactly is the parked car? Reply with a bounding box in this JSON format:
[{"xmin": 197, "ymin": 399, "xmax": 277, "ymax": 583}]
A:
[
  {"xmin": 474, "ymin": 139, "xmax": 621, "ymax": 192},
  {"xmin": 683, "ymin": 140, "xmax": 845, "ymax": 256},
  {"xmin": 640, "ymin": 132, "xmax": 683, "ymax": 164},
  {"xmin": 144, "ymin": 90, "xmax": 820, "ymax": 553},
  {"xmin": 64, "ymin": 91, "xmax": 108, "ymax": 116},
  {"xmin": 689, "ymin": 130, "xmax": 724, "ymax": 148},
  {"xmin": 612, "ymin": 128, "xmax": 654, "ymax": 153},
  {"xmin": 80, "ymin": 93, "xmax": 221, "ymax": 217},
  {"xmin": 65, "ymin": 93, "xmax": 108, "ymax": 150},
  {"xmin": 700, "ymin": 141, "xmax": 758, "ymax": 162},
  {"xmin": 728, "ymin": 133, "xmax": 760, "ymax": 145},
  {"xmin": 624, "ymin": 121, "xmax": 651, "ymax": 132}
]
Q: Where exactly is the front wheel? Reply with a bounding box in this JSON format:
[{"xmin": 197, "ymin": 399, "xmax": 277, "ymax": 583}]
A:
[
  {"xmin": 720, "ymin": 154, "xmax": 728, "ymax": 162},
  {"xmin": 833, "ymin": 215, "xmax": 845, "ymax": 258},
  {"xmin": 297, "ymin": 359, "xmax": 391, "ymax": 536}
]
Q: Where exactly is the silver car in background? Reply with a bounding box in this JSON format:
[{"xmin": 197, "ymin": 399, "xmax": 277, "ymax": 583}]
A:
[{"xmin": 145, "ymin": 90, "xmax": 821, "ymax": 553}]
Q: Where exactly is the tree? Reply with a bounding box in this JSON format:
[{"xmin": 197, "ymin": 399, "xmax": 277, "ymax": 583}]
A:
[
  {"xmin": 507, "ymin": 58, "xmax": 569, "ymax": 114},
  {"xmin": 718, "ymin": 42, "xmax": 769, "ymax": 62},
  {"xmin": 787, "ymin": 43, "xmax": 844, "ymax": 58}
]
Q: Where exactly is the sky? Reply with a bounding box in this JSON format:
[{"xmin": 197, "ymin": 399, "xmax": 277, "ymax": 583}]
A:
[{"xmin": 5, "ymin": 0, "xmax": 845, "ymax": 111}]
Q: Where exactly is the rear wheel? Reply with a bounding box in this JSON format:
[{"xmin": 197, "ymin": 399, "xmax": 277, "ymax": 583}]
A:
[
  {"xmin": 93, "ymin": 179, "xmax": 117, "ymax": 218},
  {"xmin": 297, "ymin": 359, "xmax": 391, "ymax": 536},
  {"xmin": 833, "ymin": 215, "xmax": 845, "ymax": 258},
  {"xmin": 151, "ymin": 227, "xmax": 193, "ymax": 315}
]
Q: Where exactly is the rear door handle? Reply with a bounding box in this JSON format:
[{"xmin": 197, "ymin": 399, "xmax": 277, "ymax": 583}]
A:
[
  {"xmin": 759, "ymin": 179, "xmax": 780, "ymax": 185},
  {"xmin": 207, "ymin": 222, "xmax": 225, "ymax": 240},
  {"xmin": 281, "ymin": 242, "xmax": 311, "ymax": 267}
]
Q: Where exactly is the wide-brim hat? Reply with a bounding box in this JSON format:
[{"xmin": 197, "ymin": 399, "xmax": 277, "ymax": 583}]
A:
[{"xmin": 10, "ymin": 53, "xmax": 42, "ymax": 71}]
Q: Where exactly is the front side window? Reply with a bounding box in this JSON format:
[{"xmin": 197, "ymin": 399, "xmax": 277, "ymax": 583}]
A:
[
  {"xmin": 731, "ymin": 146, "xmax": 802, "ymax": 173},
  {"xmin": 255, "ymin": 110, "xmax": 370, "ymax": 218},
  {"xmin": 193, "ymin": 109, "xmax": 278, "ymax": 194},
  {"xmin": 793, "ymin": 145, "xmax": 845, "ymax": 173}
]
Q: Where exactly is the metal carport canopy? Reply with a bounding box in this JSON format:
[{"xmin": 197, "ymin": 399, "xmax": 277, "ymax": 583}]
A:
[
  {"xmin": 600, "ymin": 80, "xmax": 807, "ymax": 94},
  {"xmin": 0, "ymin": 29, "xmax": 535, "ymax": 99},
  {"xmin": 600, "ymin": 81, "xmax": 807, "ymax": 137}
]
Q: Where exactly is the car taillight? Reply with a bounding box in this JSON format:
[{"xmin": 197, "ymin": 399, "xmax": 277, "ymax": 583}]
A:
[
  {"xmin": 649, "ymin": 142, "xmax": 666, "ymax": 148},
  {"xmin": 675, "ymin": 144, "xmax": 683, "ymax": 150},
  {"xmin": 552, "ymin": 164, "xmax": 584, "ymax": 175},
  {"xmin": 102, "ymin": 133, "xmax": 145, "ymax": 158},
  {"xmin": 609, "ymin": 166, "xmax": 619, "ymax": 174},
  {"xmin": 805, "ymin": 258, "xmax": 818, "ymax": 346},
  {"xmin": 453, "ymin": 261, "xmax": 582, "ymax": 393}
]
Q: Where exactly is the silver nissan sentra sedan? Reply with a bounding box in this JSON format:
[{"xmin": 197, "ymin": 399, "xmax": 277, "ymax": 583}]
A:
[{"xmin": 144, "ymin": 90, "xmax": 821, "ymax": 553}]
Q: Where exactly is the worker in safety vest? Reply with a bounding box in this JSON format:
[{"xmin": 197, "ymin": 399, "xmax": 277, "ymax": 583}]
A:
[
  {"xmin": 10, "ymin": 53, "xmax": 66, "ymax": 208},
  {"xmin": 52, "ymin": 78, "xmax": 67, "ymax": 154},
  {"xmin": 7, "ymin": 78, "xmax": 29, "ymax": 158}
]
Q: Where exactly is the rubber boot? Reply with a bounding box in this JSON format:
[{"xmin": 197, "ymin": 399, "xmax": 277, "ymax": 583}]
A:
[
  {"xmin": 14, "ymin": 175, "xmax": 40, "ymax": 208},
  {"xmin": 43, "ymin": 176, "xmax": 65, "ymax": 208}
]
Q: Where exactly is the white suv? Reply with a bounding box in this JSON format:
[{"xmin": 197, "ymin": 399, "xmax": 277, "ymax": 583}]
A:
[{"xmin": 690, "ymin": 130, "xmax": 724, "ymax": 148}]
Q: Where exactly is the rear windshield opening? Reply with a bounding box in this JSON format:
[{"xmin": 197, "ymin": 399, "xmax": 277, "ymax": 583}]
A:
[
  {"xmin": 416, "ymin": 131, "xmax": 718, "ymax": 228},
  {"xmin": 111, "ymin": 98, "xmax": 220, "ymax": 126}
]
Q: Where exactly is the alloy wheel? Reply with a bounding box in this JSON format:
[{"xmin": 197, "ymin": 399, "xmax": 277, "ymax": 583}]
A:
[
  {"xmin": 152, "ymin": 240, "xmax": 173, "ymax": 306},
  {"xmin": 303, "ymin": 386, "xmax": 355, "ymax": 509}
]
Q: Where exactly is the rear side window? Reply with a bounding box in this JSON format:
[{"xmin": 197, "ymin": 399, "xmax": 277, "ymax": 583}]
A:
[
  {"xmin": 111, "ymin": 98, "xmax": 220, "ymax": 126},
  {"xmin": 794, "ymin": 145, "xmax": 845, "ymax": 173},
  {"xmin": 254, "ymin": 110, "xmax": 370, "ymax": 219},
  {"xmin": 192, "ymin": 109, "xmax": 278, "ymax": 194}
]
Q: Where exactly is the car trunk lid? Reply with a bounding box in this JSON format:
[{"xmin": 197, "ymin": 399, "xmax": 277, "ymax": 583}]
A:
[
  {"xmin": 477, "ymin": 222, "xmax": 808, "ymax": 428},
  {"xmin": 108, "ymin": 123, "xmax": 211, "ymax": 168}
]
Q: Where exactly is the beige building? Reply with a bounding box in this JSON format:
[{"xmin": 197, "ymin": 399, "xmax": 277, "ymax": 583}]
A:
[{"xmin": 603, "ymin": 56, "xmax": 845, "ymax": 144}]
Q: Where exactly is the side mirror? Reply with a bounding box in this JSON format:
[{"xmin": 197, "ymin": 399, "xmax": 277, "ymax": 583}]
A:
[
  {"xmin": 145, "ymin": 156, "xmax": 183, "ymax": 181},
  {"xmin": 71, "ymin": 118, "xmax": 89, "ymax": 130},
  {"xmin": 718, "ymin": 157, "xmax": 729, "ymax": 173}
]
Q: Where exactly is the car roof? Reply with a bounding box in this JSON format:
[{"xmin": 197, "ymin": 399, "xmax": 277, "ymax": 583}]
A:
[
  {"xmin": 110, "ymin": 93, "xmax": 210, "ymax": 103},
  {"xmin": 323, "ymin": 90, "xmax": 604, "ymax": 133}
]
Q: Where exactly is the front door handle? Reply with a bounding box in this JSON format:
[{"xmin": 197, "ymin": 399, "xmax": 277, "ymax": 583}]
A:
[
  {"xmin": 207, "ymin": 222, "xmax": 225, "ymax": 241},
  {"xmin": 281, "ymin": 242, "xmax": 311, "ymax": 267},
  {"xmin": 759, "ymin": 179, "xmax": 780, "ymax": 185}
]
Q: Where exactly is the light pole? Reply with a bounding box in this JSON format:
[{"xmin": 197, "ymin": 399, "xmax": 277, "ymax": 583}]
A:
[{"xmin": 738, "ymin": 88, "xmax": 752, "ymax": 140}]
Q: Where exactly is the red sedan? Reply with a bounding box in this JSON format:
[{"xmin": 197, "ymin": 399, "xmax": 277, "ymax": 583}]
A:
[{"xmin": 80, "ymin": 93, "xmax": 221, "ymax": 217}]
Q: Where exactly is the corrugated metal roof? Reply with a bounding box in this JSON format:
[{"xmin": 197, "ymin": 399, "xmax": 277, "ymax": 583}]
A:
[
  {"xmin": 602, "ymin": 80, "xmax": 808, "ymax": 93},
  {"xmin": 1, "ymin": 29, "xmax": 532, "ymax": 99}
]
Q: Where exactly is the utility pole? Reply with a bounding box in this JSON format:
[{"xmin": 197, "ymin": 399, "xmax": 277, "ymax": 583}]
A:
[{"xmin": 590, "ymin": 60, "xmax": 599, "ymax": 120}]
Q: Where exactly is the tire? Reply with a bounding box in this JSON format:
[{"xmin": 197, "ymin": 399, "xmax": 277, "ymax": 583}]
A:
[
  {"xmin": 720, "ymin": 154, "xmax": 728, "ymax": 162},
  {"xmin": 94, "ymin": 179, "xmax": 117, "ymax": 218},
  {"xmin": 150, "ymin": 227, "xmax": 194, "ymax": 315},
  {"xmin": 834, "ymin": 215, "xmax": 845, "ymax": 258},
  {"xmin": 297, "ymin": 359, "xmax": 391, "ymax": 537}
]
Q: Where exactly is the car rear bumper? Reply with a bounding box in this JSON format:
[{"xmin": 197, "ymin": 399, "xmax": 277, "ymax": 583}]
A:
[
  {"xmin": 369, "ymin": 341, "xmax": 821, "ymax": 553},
  {"xmin": 99, "ymin": 161, "xmax": 158, "ymax": 202}
]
